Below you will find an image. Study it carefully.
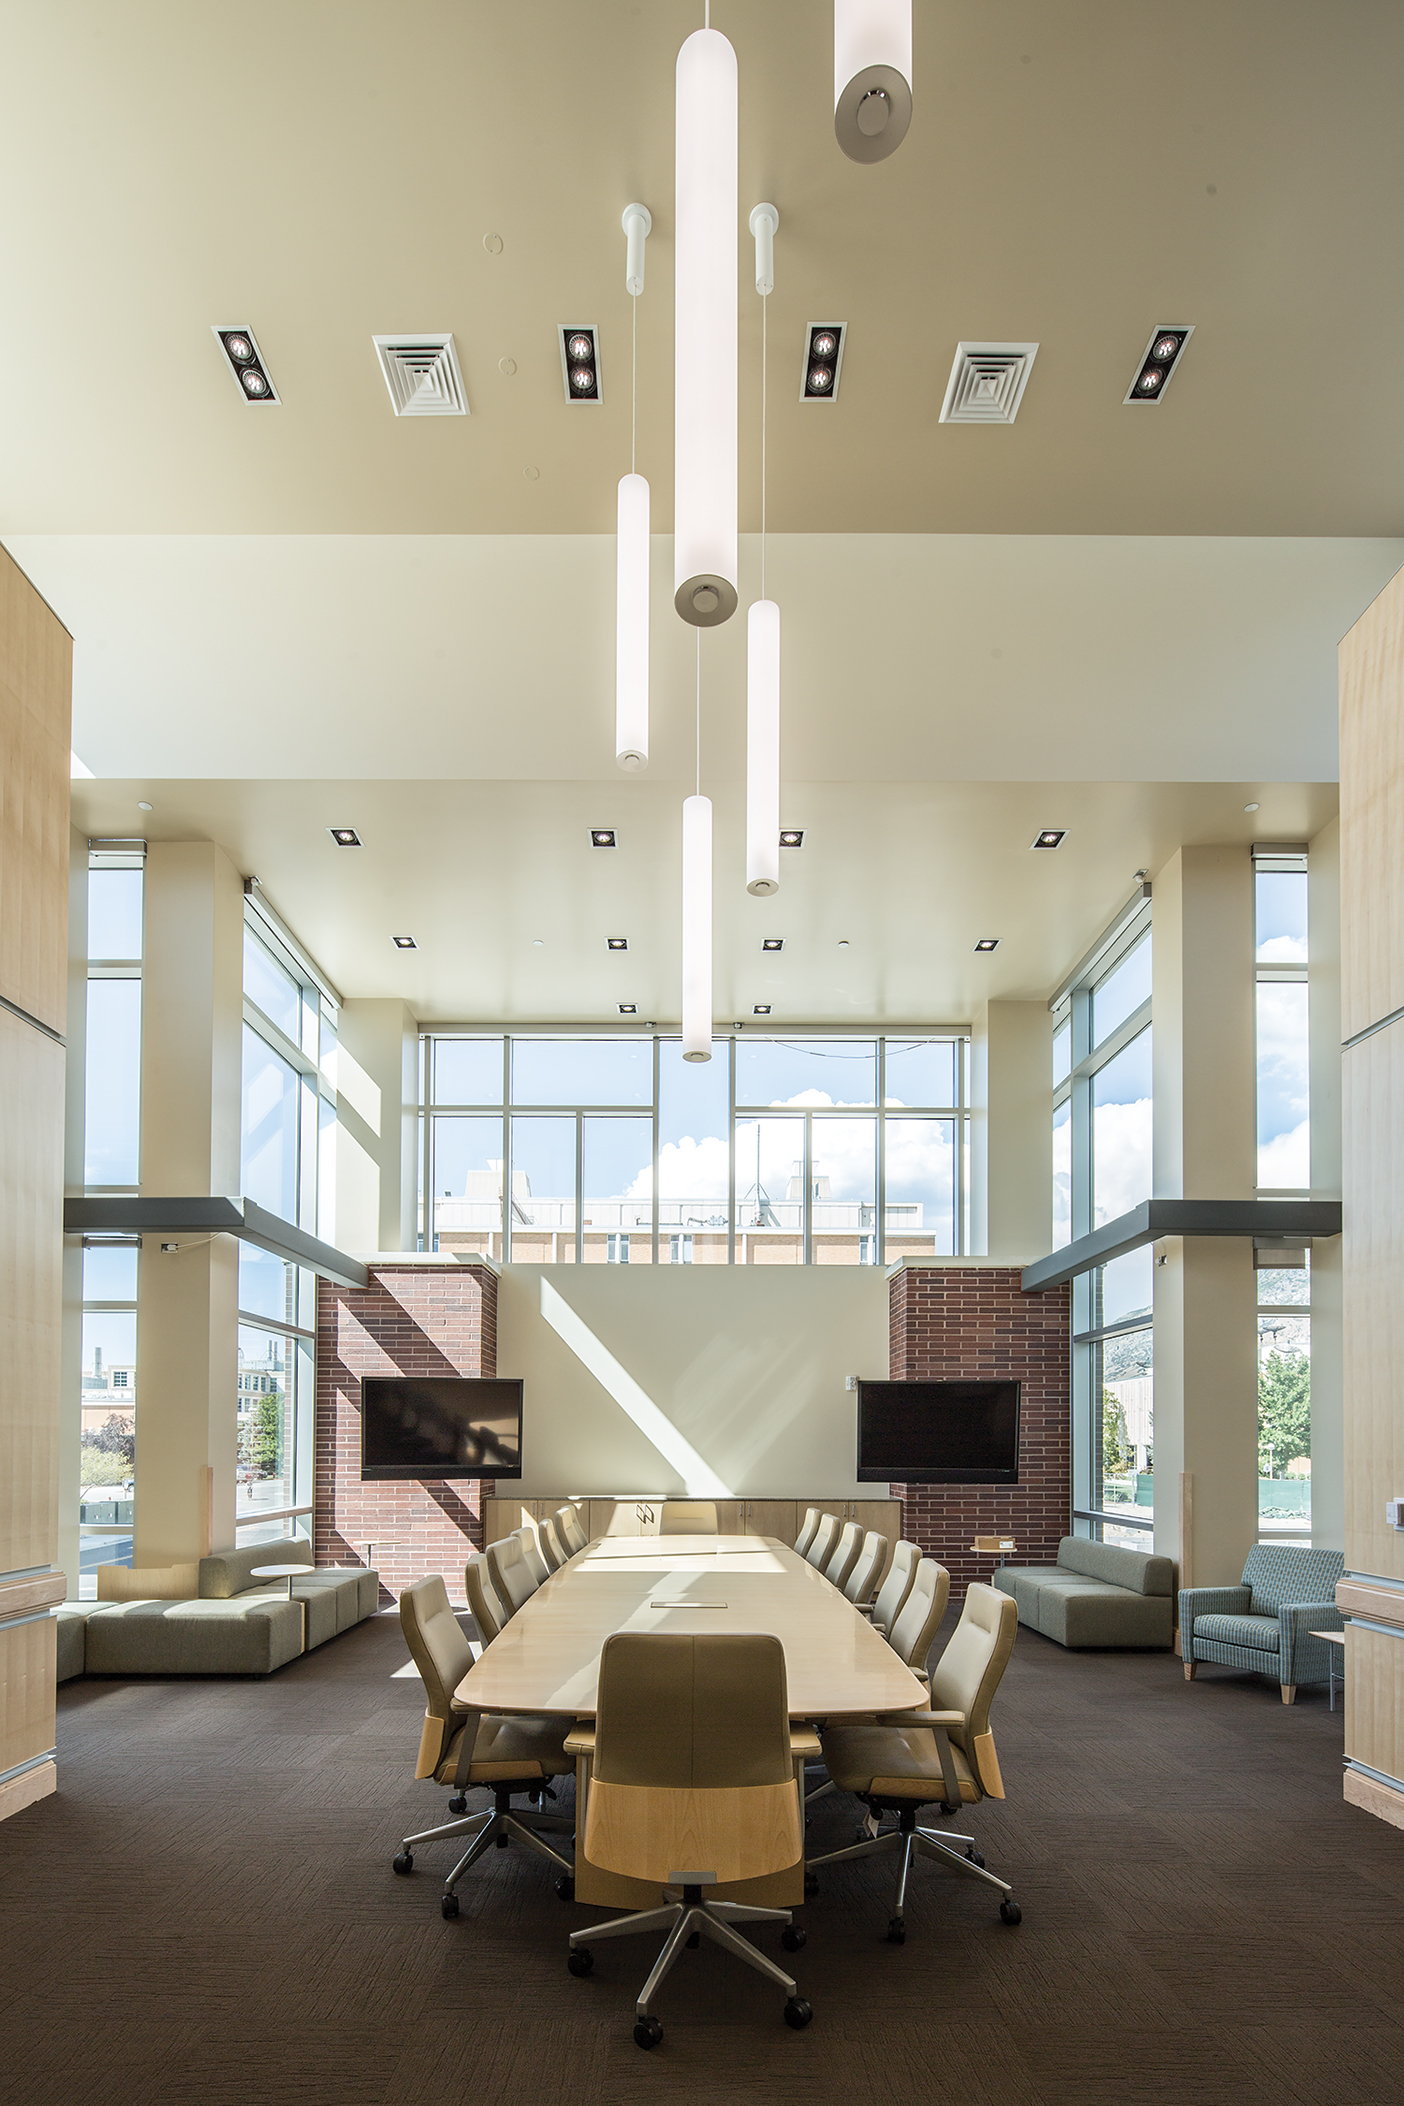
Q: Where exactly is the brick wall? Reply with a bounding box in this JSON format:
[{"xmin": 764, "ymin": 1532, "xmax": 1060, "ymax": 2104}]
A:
[
  {"xmin": 315, "ymin": 1261, "xmax": 498, "ymax": 1606},
  {"xmin": 888, "ymin": 1263, "xmax": 1071, "ymax": 1599}
]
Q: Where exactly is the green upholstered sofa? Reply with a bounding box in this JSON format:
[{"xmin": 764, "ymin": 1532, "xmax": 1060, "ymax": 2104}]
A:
[{"xmin": 993, "ymin": 1535, "xmax": 1175, "ymax": 1648}]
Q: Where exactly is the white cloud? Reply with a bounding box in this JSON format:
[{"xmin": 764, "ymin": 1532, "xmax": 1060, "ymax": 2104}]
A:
[
  {"xmin": 1258, "ymin": 934, "xmax": 1307, "ymax": 965},
  {"xmin": 1258, "ymin": 1118, "xmax": 1310, "ymax": 1190},
  {"xmin": 1093, "ymin": 1097, "xmax": 1152, "ymax": 1225}
]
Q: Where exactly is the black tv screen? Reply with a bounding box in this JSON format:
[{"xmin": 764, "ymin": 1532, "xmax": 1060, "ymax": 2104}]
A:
[
  {"xmin": 360, "ymin": 1377, "xmax": 523, "ymax": 1481},
  {"xmin": 856, "ymin": 1379, "xmax": 1021, "ymax": 1484}
]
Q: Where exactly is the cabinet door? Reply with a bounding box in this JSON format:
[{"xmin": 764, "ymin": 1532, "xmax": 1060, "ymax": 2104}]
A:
[
  {"xmin": 590, "ymin": 1499, "xmax": 662, "ymax": 1538},
  {"xmin": 709, "ymin": 1501, "xmax": 746, "ymax": 1535},
  {"xmin": 735, "ymin": 1501, "xmax": 797, "ymax": 1543}
]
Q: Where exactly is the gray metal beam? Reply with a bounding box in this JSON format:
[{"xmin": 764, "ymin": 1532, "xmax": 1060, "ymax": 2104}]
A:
[
  {"xmin": 1021, "ymin": 1198, "xmax": 1343, "ymax": 1294},
  {"xmin": 63, "ymin": 1196, "xmax": 369, "ymax": 1290}
]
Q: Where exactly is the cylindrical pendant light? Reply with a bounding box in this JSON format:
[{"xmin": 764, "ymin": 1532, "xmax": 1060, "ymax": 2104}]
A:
[
  {"xmin": 681, "ymin": 793, "xmax": 713, "ymax": 1061},
  {"xmin": 674, "ymin": 27, "xmax": 738, "ymax": 627},
  {"xmin": 746, "ymin": 600, "xmax": 780, "ymax": 896},
  {"xmin": 616, "ymin": 473, "xmax": 649, "ymax": 772},
  {"xmin": 834, "ymin": 0, "xmax": 912, "ymax": 163}
]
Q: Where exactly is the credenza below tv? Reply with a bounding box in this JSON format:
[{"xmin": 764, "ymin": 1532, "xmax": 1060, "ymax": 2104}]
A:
[{"xmin": 482, "ymin": 1495, "xmax": 902, "ymax": 1564}]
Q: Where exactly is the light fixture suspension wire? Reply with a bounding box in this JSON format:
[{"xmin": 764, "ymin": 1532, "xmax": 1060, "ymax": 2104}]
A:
[
  {"xmin": 696, "ymin": 628, "xmax": 701, "ymax": 797},
  {"xmin": 761, "ymin": 292, "xmax": 767, "ymax": 600},
  {"xmin": 631, "ymin": 288, "xmax": 637, "ymax": 476}
]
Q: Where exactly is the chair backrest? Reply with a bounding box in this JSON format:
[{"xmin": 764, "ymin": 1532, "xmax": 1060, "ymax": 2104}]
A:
[
  {"xmin": 1242, "ymin": 1543, "xmax": 1344, "ymax": 1615},
  {"xmin": 805, "ymin": 1512, "xmax": 841, "ymax": 1570},
  {"xmin": 928, "ymin": 1581, "xmax": 1018, "ymax": 1798},
  {"xmin": 887, "ymin": 1556, "xmax": 951, "ymax": 1671},
  {"xmin": 556, "ymin": 1503, "xmax": 588, "ymax": 1555},
  {"xmin": 660, "ymin": 1500, "xmax": 719, "ymax": 1535},
  {"xmin": 514, "ymin": 1523, "xmax": 550, "ymax": 1588},
  {"xmin": 464, "ymin": 1552, "xmax": 509, "ymax": 1641},
  {"xmin": 586, "ymin": 1631, "xmax": 801, "ymax": 1885},
  {"xmin": 399, "ymin": 1573, "xmax": 474, "ymax": 1725},
  {"xmin": 844, "ymin": 1529, "xmax": 888, "ymax": 1605},
  {"xmin": 870, "ymin": 1539, "xmax": 920, "ymax": 1630},
  {"xmin": 825, "ymin": 1520, "xmax": 864, "ymax": 1592},
  {"xmin": 486, "ymin": 1533, "xmax": 539, "ymax": 1613},
  {"xmin": 537, "ymin": 1514, "xmax": 567, "ymax": 1571},
  {"xmin": 793, "ymin": 1507, "xmax": 821, "ymax": 1558}
]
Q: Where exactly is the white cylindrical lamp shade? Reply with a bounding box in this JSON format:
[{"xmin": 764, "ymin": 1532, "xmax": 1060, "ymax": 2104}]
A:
[
  {"xmin": 746, "ymin": 599, "xmax": 780, "ymax": 897},
  {"xmin": 681, "ymin": 793, "xmax": 713, "ymax": 1061},
  {"xmin": 834, "ymin": 0, "xmax": 912, "ymax": 162},
  {"xmin": 674, "ymin": 28, "xmax": 738, "ymax": 627},
  {"xmin": 616, "ymin": 473, "xmax": 649, "ymax": 772}
]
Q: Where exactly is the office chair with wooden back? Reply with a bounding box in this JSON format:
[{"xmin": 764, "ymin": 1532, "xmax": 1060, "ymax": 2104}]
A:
[
  {"xmin": 844, "ymin": 1530, "xmax": 888, "ymax": 1606},
  {"xmin": 804, "ymin": 1512, "xmax": 840, "ymax": 1571},
  {"xmin": 556, "ymin": 1503, "xmax": 588, "ymax": 1555},
  {"xmin": 824, "ymin": 1519, "xmax": 864, "ymax": 1592},
  {"xmin": 392, "ymin": 1574, "xmax": 576, "ymax": 1916},
  {"xmin": 804, "ymin": 1555, "xmax": 949, "ymax": 1808},
  {"xmin": 486, "ymin": 1533, "xmax": 540, "ymax": 1615},
  {"xmin": 565, "ymin": 1632, "xmax": 815, "ymax": 2047},
  {"xmin": 810, "ymin": 1582, "xmax": 1021, "ymax": 1943},
  {"xmin": 464, "ymin": 1552, "xmax": 509, "ymax": 1643},
  {"xmin": 515, "ymin": 1522, "xmax": 551, "ymax": 1587},
  {"xmin": 857, "ymin": 1538, "xmax": 920, "ymax": 1634},
  {"xmin": 793, "ymin": 1507, "xmax": 821, "ymax": 1558},
  {"xmin": 537, "ymin": 1514, "xmax": 568, "ymax": 1571},
  {"xmin": 659, "ymin": 1499, "xmax": 719, "ymax": 1535}
]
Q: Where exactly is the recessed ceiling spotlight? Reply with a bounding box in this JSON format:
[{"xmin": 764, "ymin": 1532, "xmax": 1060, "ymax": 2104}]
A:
[
  {"xmin": 213, "ymin": 326, "xmax": 280, "ymax": 405},
  {"xmin": 559, "ymin": 325, "xmax": 601, "ymax": 403},
  {"xmin": 761, "ymin": 937, "xmax": 784, "ymax": 952},
  {"xmin": 974, "ymin": 938, "xmax": 999, "ymax": 953},
  {"xmin": 618, "ymin": 1002, "xmax": 637, "ymax": 1015},
  {"xmin": 1031, "ymin": 828, "xmax": 1066, "ymax": 850},
  {"xmin": 328, "ymin": 827, "xmax": 361, "ymax": 847},
  {"xmin": 1125, "ymin": 325, "xmax": 1193, "ymax": 405},
  {"xmin": 753, "ymin": 1003, "xmax": 772, "ymax": 1015},
  {"xmin": 801, "ymin": 323, "xmax": 846, "ymax": 401},
  {"xmin": 392, "ymin": 935, "xmax": 417, "ymax": 950},
  {"xmin": 606, "ymin": 936, "xmax": 628, "ymax": 951},
  {"xmin": 779, "ymin": 829, "xmax": 804, "ymax": 849},
  {"xmin": 591, "ymin": 828, "xmax": 617, "ymax": 848}
]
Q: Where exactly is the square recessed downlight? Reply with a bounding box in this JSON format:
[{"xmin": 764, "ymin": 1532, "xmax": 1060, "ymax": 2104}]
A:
[
  {"xmin": 559, "ymin": 325, "xmax": 602, "ymax": 403},
  {"xmin": 779, "ymin": 829, "xmax": 804, "ymax": 848},
  {"xmin": 801, "ymin": 323, "xmax": 845, "ymax": 402},
  {"xmin": 1125, "ymin": 325, "xmax": 1193, "ymax": 405},
  {"xmin": 618, "ymin": 1002, "xmax": 637, "ymax": 1016},
  {"xmin": 753, "ymin": 1003, "xmax": 772, "ymax": 1015},
  {"xmin": 1031, "ymin": 829, "xmax": 1066, "ymax": 850},
  {"xmin": 607, "ymin": 936, "xmax": 628, "ymax": 951},
  {"xmin": 392, "ymin": 935, "xmax": 418, "ymax": 950},
  {"xmin": 591, "ymin": 829, "xmax": 617, "ymax": 848},
  {"xmin": 761, "ymin": 937, "xmax": 784, "ymax": 952},
  {"xmin": 213, "ymin": 326, "xmax": 280, "ymax": 405},
  {"xmin": 328, "ymin": 827, "xmax": 361, "ymax": 847},
  {"xmin": 973, "ymin": 938, "xmax": 999, "ymax": 953}
]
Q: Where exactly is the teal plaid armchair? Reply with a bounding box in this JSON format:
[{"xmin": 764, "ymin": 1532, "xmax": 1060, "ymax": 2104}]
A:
[{"xmin": 1179, "ymin": 1545, "xmax": 1343, "ymax": 1705}]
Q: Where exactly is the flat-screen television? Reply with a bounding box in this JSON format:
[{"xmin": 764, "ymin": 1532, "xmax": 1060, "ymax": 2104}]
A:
[
  {"xmin": 360, "ymin": 1376, "xmax": 523, "ymax": 1481},
  {"xmin": 855, "ymin": 1379, "xmax": 1021, "ymax": 1484}
]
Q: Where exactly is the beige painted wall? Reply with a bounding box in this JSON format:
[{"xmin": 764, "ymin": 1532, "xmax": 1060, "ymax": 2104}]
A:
[
  {"xmin": 971, "ymin": 1000, "xmax": 1053, "ymax": 1260},
  {"xmin": 1309, "ymin": 816, "xmax": 1344, "ymax": 1552},
  {"xmin": 333, "ymin": 998, "xmax": 418, "ymax": 1252},
  {"xmin": 496, "ymin": 1263, "xmax": 890, "ymax": 1500}
]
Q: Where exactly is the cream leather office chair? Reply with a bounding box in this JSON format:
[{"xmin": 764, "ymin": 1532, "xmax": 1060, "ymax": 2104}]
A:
[
  {"xmin": 659, "ymin": 1499, "xmax": 719, "ymax": 1535},
  {"xmin": 564, "ymin": 1632, "xmax": 815, "ymax": 2047},
  {"xmin": 809, "ymin": 1583, "xmax": 1021, "ymax": 1943},
  {"xmin": 537, "ymin": 1514, "xmax": 568, "ymax": 1571},
  {"xmin": 487, "ymin": 1533, "xmax": 539, "ymax": 1615},
  {"xmin": 793, "ymin": 1508, "xmax": 821, "ymax": 1558},
  {"xmin": 804, "ymin": 1512, "xmax": 840, "ymax": 1571},
  {"xmin": 392, "ymin": 1574, "xmax": 576, "ymax": 1916},
  {"xmin": 885, "ymin": 1555, "xmax": 951, "ymax": 1679},
  {"xmin": 844, "ymin": 1530, "xmax": 888, "ymax": 1606},
  {"xmin": 824, "ymin": 1520, "xmax": 864, "ymax": 1594},
  {"xmin": 515, "ymin": 1522, "xmax": 551, "ymax": 1588},
  {"xmin": 857, "ymin": 1538, "xmax": 920, "ymax": 1635},
  {"xmin": 464, "ymin": 1552, "xmax": 509, "ymax": 1643},
  {"xmin": 556, "ymin": 1504, "xmax": 588, "ymax": 1556}
]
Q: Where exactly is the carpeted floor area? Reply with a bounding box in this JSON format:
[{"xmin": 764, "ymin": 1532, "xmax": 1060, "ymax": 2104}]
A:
[{"xmin": 2, "ymin": 1608, "xmax": 1400, "ymax": 2106}]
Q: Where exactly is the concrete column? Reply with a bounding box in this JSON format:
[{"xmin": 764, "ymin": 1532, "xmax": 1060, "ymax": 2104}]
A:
[
  {"xmin": 1308, "ymin": 816, "xmax": 1344, "ymax": 1552},
  {"xmin": 1150, "ymin": 846, "xmax": 1259, "ymax": 1587},
  {"xmin": 333, "ymin": 999, "xmax": 419, "ymax": 1252},
  {"xmin": 58, "ymin": 828, "xmax": 87, "ymax": 1595},
  {"xmin": 970, "ymin": 1000, "xmax": 1053, "ymax": 1259},
  {"xmin": 134, "ymin": 843, "xmax": 244, "ymax": 1565}
]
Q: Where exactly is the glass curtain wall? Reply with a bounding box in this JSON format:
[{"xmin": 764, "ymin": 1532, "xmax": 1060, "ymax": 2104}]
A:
[
  {"xmin": 420, "ymin": 1032, "xmax": 969, "ymax": 1265},
  {"xmin": 1053, "ymin": 900, "xmax": 1154, "ymax": 1545},
  {"xmin": 1257, "ymin": 1255, "xmax": 1311, "ymax": 1542},
  {"xmin": 1253, "ymin": 847, "xmax": 1311, "ymax": 1541}
]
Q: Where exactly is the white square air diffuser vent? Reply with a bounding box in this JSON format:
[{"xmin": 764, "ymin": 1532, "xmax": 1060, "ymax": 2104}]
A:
[
  {"xmin": 939, "ymin": 342, "xmax": 1038, "ymax": 425},
  {"xmin": 372, "ymin": 334, "xmax": 469, "ymax": 416}
]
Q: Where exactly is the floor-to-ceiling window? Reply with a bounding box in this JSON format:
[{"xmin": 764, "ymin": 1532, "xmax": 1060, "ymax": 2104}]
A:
[
  {"xmin": 1254, "ymin": 844, "xmax": 1311, "ymax": 1541},
  {"xmin": 419, "ymin": 1031, "xmax": 969, "ymax": 1264}
]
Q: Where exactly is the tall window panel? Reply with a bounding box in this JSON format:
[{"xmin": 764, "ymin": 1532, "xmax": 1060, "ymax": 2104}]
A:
[
  {"xmin": 77, "ymin": 1238, "xmax": 139, "ymax": 1594},
  {"xmin": 1257, "ymin": 1254, "xmax": 1311, "ymax": 1544},
  {"xmin": 1253, "ymin": 848, "xmax": 1309, "ymax": 1193}
]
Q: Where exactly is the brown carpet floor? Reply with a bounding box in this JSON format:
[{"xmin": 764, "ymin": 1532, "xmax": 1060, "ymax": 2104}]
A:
[{"xmin": 2, "ymin": 1609, "xmax": 1401, "ymax": 2106}]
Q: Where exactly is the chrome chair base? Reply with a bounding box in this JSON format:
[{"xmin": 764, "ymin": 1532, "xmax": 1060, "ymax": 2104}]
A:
[
  {"xmin": 570, "ymin": 1887, "xmax": 801, "ymax": 2020},
  {"xmin": 809, "ymin": 1804, "xmax": 1014, "ymax": 1937}
]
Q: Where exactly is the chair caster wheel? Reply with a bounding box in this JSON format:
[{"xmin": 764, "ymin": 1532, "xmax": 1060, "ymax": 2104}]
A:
[
  {"xmin": 781, "ymin": 1925, "xmax": 806, "ymax": 1953},
  {"xmin": 554, "ymin": 1875, "xmax": 575, "ymax": 1902},
  {"xmin": 633, "ymin": 2016, "xmax": 663, "ymax": 2049},
  {"xmin": 886, "ymin": 1917, "xmax": 906, "ymax": 1945},
  {"xmin": 448, "ymin": 1794, "xmax": 467, "ymax": 1815},
  {"xmin": 1000, "ymin": 1900, "xmax": 1022, "ymax": 1925},
  {"xmin": 855, "ymin": 1825, "xmax": 872, "ymax": 1845},
  {"xmin": 568, "ymin": 1947, "xmax": 594, "ymax": 1977},
  {"xmin": 966, "ymin": 1847, "xmax": 986, "ymax": 1867},
  {"xmin": 803, "ymin": 1872, "xmax": 820, "ymax": 1899},
  {"xmin": 391, "ymin": 1851, "xmax": 413, "ymax": 1875},
  {"xmin": 440, "ymin": 1893, "xmax": 459, "ymax": 1920},
  {"xmin": 784, "ymin": 1996, "xmax": 813, "ymax": 2029}
]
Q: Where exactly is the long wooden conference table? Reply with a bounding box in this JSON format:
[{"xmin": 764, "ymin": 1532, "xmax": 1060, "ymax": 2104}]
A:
[{"xmin": 456, "ymin": 1533, "xmax": 926, "ymax": 1907}]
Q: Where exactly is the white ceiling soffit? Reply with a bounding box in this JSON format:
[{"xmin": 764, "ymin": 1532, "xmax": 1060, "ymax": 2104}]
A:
[
  {"xmin": 940, "ymin": 344, "xmax": 1039, "ymax": 425},
  {"xmin": 372, "ymin": 335, "xmax": 469, "ymax": 417}
]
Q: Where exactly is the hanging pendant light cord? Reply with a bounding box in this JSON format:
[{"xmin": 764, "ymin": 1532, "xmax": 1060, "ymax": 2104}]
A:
[
  {"xmin": 761, "ymin": 288, "xmax": 767, "ymax": 601},
  {"xmin": 631, "ymin": 287, "xmax": 637, "ymax": 476},
  {"xmin": 695, "ymin": 629, "xmax": 701, "ymax": 797}
]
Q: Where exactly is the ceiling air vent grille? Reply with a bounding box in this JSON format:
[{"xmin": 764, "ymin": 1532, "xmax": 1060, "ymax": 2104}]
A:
[
  {"xmin": 372, "ymin": 334, "xmax": 469, "ymax": 417},
  {"xmin": 939, "ymin": 342, "xmax": 1038, "ymax": 425}
]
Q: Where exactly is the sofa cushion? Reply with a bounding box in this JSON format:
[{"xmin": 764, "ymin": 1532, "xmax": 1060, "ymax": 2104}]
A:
[
  {"xmin": 292, "ymin": 1570, "xmax": 364, "ymax": 1635},
  {"xmin": 1041, "ymin": 1583, "xmax": 1173, "ymax": 1649},
  {"xmin": 1194, "ymin": 1612, "xmax": 1281, "ymax": 1653},
  {"xmin": 1241, "ymin": 1544, "xmax": 1344, "ymax": 1616},
  {"xmin": 56, "ymin": 1604, "xmax": 103, "ymax": 1682},
  {"xmin": 1055, "ymin": 1535, "xmax": 1174, "ymax": 1597},
  {"xmin": 991, "ymin": 1567, "xmax": 1048, "ymax": 1627},
  {"xmin": 83, "ymin": 1596, "xmax": 303, "ymax": 1675},
  {"xmin": 199, "ymin": 1543, "xmax": 314, "ymax": 1599}
]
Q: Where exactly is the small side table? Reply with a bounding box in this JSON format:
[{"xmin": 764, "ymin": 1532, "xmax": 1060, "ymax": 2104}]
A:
[
  {"xmin": 250, "ymin": 1563, "xmax": 312, "ymax": 1652},
  {"xmin": 1311, "ymin": 1629, "xmax": 1345, "ymax": 1712},
  {"xmin": 971, "ymin": 1536, "xmax": 1017, "ymax": 1558}
]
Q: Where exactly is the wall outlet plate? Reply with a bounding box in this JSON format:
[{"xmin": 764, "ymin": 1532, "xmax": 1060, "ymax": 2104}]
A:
[{"xmin": 1387, "ymin": 1498, "xmax": 1404, "ymax": 1530}]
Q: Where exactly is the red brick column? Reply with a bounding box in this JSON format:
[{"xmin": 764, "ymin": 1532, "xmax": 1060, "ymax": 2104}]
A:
[
  {"xmin": 315, "ymin": 1261, "xmax": 498, "ymax": 1606},
  {"xmin": 887, "ymin": 1263, "xmax": 1070, "ymax": 1598}
]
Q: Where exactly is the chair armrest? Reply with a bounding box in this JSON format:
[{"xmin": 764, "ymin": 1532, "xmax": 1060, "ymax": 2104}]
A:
[
  {"xmin": 1280, "ymin": 1602, "xmax": 1344, "ymax": 1686},
  {"xmin": 876, "ymin": 1708, "xmax": 965, "ymax": 1729},
  {"xmin": 789, "ymin": 1728, "xmax": 822, "ymax": 1760},
  {"xmin": 855, "ymin": 1602, "xmax": 875, "ymax": 1617},
  {"xmin": 1179, "ymin": 1584, "xmax": 1251, "ymax": 1654},
  {"xmin": 563, "ymin": 1726, "xmax": 595, "ymax": 1757}
]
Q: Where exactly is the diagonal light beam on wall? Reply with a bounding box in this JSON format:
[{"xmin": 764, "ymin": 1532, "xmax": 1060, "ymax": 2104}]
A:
[{"xmin": 538, "ymin": 1276, "xmax": 732, "ymax": 1497}]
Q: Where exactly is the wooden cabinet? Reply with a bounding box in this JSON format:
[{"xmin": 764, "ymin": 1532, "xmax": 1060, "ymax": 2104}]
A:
[
  {"xmin": 482, "ymin": 1496, "xmax": 577, "ymax": 1546},
  {"xmin": 590, "ymin": 1498, "xmax": 662, "ymax": 1538},
  {"xmin": 483, "ymin": 1496, "xmax": 896, "ymax": 1554}
]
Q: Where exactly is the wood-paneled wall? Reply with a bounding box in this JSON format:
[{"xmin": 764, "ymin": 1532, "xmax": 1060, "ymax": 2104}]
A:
[{"xmin": 0, "ymin": 547, "xmax": 71, "ymax": 1825}]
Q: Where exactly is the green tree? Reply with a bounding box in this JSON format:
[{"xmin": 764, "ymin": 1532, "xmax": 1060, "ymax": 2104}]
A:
[
  {"xmin": 1101, "ymin": 1387, "xmax": 1129, "ymax": 1477},
  {"xmin": 251, "ymin": 1391, "xmax": 284, "ymax": 1479},
  {"xmin": 1258, "ymin": 1350, "xmax": 1310, "ymax": 1477}
]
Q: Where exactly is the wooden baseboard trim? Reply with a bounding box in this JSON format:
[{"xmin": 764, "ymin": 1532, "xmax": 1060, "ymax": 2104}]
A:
[
  {"xmin": 1344, "ymin": 1766, "xmax": 1404, "ymax": 1833},
  {"xmin": 0, "ymin": 1758, "xmax": 56, "ymax": 1826}
]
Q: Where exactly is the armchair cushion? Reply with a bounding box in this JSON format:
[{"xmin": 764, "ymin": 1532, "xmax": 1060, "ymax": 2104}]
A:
[
  {"xmin": 1242, "ymin": 1544, "xmax": 1343, "ymax": 1617},
  {"xmin": 1194, "ymin": 1613, "xmax": 1280, "ymax": 1653}
]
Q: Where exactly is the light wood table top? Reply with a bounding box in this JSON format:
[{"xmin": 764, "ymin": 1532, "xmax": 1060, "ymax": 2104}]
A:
[{"xmin": 456, "ymin": 1534, "xmax": 927, "ymax": 1721}]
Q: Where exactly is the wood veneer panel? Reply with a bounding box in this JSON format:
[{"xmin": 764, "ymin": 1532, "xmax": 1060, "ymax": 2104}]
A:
[
  {"xmin": 0, "ymin": 1008, "xmax": 64, "ymax": 1576},
  {"xmin": 1345, "ymin": 1622, "xmax": 1404, "ymax": 1787},
  {"xmin": 0, "ymin": 545, "xmax": 71, "ymax": 1037},
  {"xmin": 0, "ymin": 1616, "xmax": 57, "ymax": 1778},
  {"xmin": 1341, "ymin": 1027, "xmax": 1404, "ymax": 1585},
  {"xmin": 1340, "ymin": 562, "xmax": 1404, "ymax": 1041}
]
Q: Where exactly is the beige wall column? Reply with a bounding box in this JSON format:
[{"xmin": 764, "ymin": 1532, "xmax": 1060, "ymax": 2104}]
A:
[
  {"xmin": 1150, "ymin": 845, "xmax": 1259, "ymax": 1588},
  {"xmin": 134, "ymin": 842, "xmax": 244, "ymax": 1566},
  {"xmin": 333, "ymin": 999, "xmax": 418, "ymax": 1252},
  {"xmin": 970, "ymin": 1000, "xmax": 1053, "ymax": 1259},
  {"xmin": 58, "ymin": 827, "xmax": 88, "ymax": 1595},
  {"xmin": 1308, "ymin": 816, "xmax": 1344, "ymax": 1552}
]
